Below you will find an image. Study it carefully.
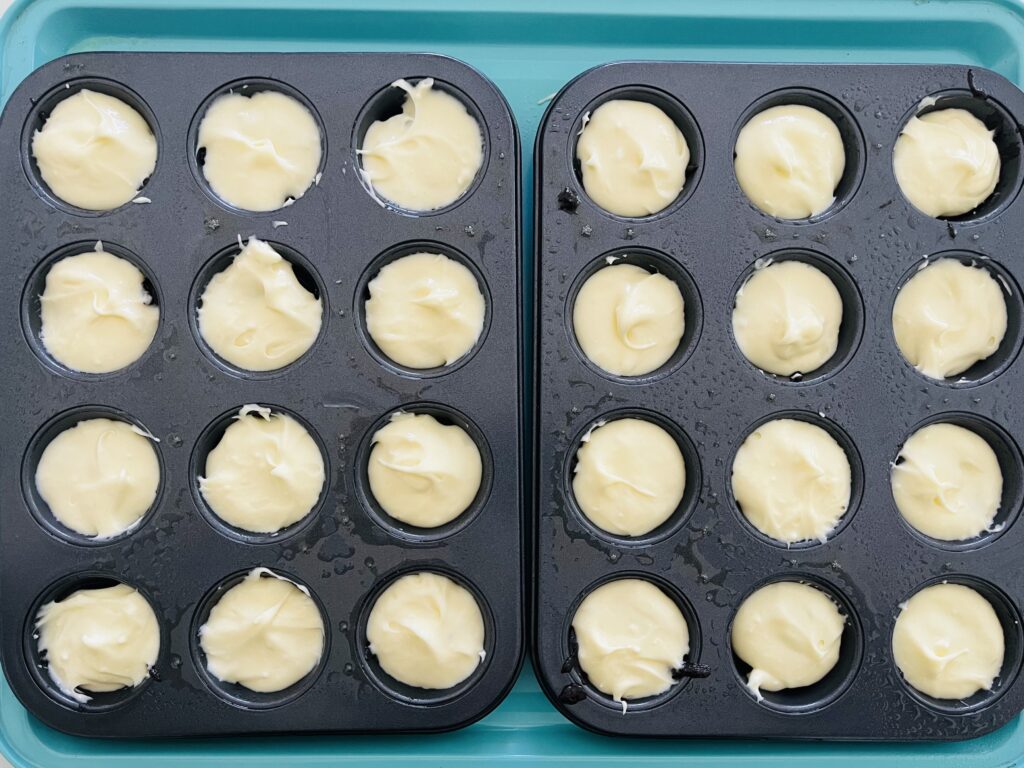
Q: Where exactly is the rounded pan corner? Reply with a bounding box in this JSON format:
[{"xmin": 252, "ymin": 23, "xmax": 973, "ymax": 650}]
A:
[
  {"xmin": 3, "ymin": 51, "xmax": 108, "ymax": 105},
  {"xmin": 533, "ymin": 61, "xmax": 635, "ymax": 139},
  {"xmin": 441, "ymin": 634, "xmax": 527, "ymax": 735},
  {"xmin": 954, "ymin": 62, "xmax": 1024, "ymax": 99},
  {"xmin": 415, "ymin": 52, "xmax": 520, "ymax": 136}
]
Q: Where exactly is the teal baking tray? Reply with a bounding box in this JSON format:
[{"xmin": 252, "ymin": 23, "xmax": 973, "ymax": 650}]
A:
[{"xmin": 4, "ymin": 0, "xmax": 1024, "ymax": 764}]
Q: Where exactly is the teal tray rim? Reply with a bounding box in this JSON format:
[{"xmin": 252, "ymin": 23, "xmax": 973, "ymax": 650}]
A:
[{"xmin": 4, "ymin": 0, "xmax": 1024, "ymax": 765}]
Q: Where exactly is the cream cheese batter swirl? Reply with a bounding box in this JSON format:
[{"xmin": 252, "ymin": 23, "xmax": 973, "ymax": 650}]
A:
[
  {"xmin": 731, "ymin": 418, "xmax": 851, "ymax": 544},
  {"xmin": 36, "ymin": 584, "xmax": 160, "ymax": 702},
  {"xmin": 368, "ymin": 412, "xmax": 483, "ymax": 528},
  {"xmin": 32, "ymin": 89, "xmax": 157, "ymax": 211},
  {"xmin": 360, "ymin": 79, "xmax": 483, "ymax": 211},
  {"xmin": 199, "ymin": 568, "xmax": 325, "ymax": 693},
  {"xmin": 367, "ymin": 572, "xmax": 485, "ymax": 689},
  {"xmin": 40, "ymin": 246, "xmax": 159, "ymax": 374},
  {"xmin": 198, "ymin": 237, "xmax": 322, "ymax": 372}
]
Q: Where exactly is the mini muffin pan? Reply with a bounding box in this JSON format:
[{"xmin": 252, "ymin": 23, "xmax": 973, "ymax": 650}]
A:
[
  {"xmin": 0, "ymin": 52, "xmax": 522, "ymax": 738},
  {"xmin": 532, "ymin": 61, "xmax": 1024, "ymax": 740}
]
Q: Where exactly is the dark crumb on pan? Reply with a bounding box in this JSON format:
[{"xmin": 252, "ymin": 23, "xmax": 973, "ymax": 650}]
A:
[
  {"xmin": 673, "ymin": 661, "xmax": 711, "ymax": 680},
  {"xmin": 557, "ymin": 683, "xmax": 588, "ymax": 704},
  {"xmin": 557, "ymin": 187, "xmax": 580, "ymax": 212}
]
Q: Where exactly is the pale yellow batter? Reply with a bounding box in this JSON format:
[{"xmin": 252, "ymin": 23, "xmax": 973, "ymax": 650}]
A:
[
  {"xmin": 572, "ymin": 263, "xmax": 684, "ymax": 377},
  {"xmin": 366, "ymin": 572, "xmax": 485, "ymax": 689},
  {"xmin": 894, "ymin": 108, "xmax": 1000, "ymax": 218},
  {"xmin": 199, "ymin": 405, "xmax": 325, "ymax": 534},
  {"xmin": 892, "ymin": 259, "xmax": 1007, "ymax": 380},
  {"xmin": 732, "ymin": 581, "xmax": 845, "ymax": 698},
  {"xmin": 576, "ymin": 99, "xmax": 690, "ymax": 217},
  {"xmin": 732, "ymin": 418, "xmax": 851, "ymax": 544},
  {"xmin": 199, "ymin": 568, "xmax": 324, "ymax": 693},
  {"xmin": 364, "ymin": 252, "xmax": 485, "ymax": 369},
  {"xmin": 572, "ymin": 579, "xmax": 689, "ymax": 702},
  {"xmin": 732, "ymin": 260, "xmax": 843, "ymax": 376},
  {"xmin": 36, "ymin": 584, "xmax": 160, "ymax": 703},
  {"xmin": 893, "ymin": 582, "xmax": 1004, "ymax": 700},
  {"xmin": 734, "ymin": 104, "xmax": 845, "ymax": 219},
  {"xmin": 40, "ymin": 246, "xmax": 159, "ymax": 374},
  {"xmin": 361, "ymin": 79, "xmax": 483, "ymax": 211},
  {"xmin": 36, "ymin": 418, "xmax": 159, "ymax": 538},
  {"xmin": 572, "ymin": 418, "xmax": 686, "ymax": 537},
  {"xmin": 198, "ymin": 237, "xmax": 322, "ymax": 372},
  {"xmin": 892, "ymin": 423, "xmax": 1002, "ymax": 541},
  {"xmin": 368, "ymin": 412, "xmax": 482, "ymax": 528},
  {"xmin": 197, "ymin": 89, "xmax": 322, "ymax": 212},
  {"xmin": 32, "ymin": 89, "xmax": 157, "ymax": 211}
]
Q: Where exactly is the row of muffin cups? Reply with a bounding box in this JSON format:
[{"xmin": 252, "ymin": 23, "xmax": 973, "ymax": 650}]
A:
[
  {"xmin": 565, "ymin": 85, "xmax": 1021, "ymax": 224},
  {"xmin": 562, "ymin": 407, "xmax": 1021, "ymax": 552},
  {"xmin": 28, "ymin": 561, "xmax": 496, "ymax": 712},
  {"xmin": 566, "ymin": 247, "xmax": 1020, "ymax": 388},
  {"xmin": 24, "ymin": 237, "xmax": 491, "ymax": 381},
  {"xmin": 559, "ymin": 569, "xmax": 1020, "ymax": 717},
  {"xmin": 26, "ymin": 400, "xmax": 493, "ymax": 547},
  {"xmin": 25, "ymin": 74, "xmax": 490, "ymax": 217}
]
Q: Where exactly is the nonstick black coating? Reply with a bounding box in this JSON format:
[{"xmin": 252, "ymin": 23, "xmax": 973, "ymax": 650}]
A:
[
  {"xmin": 533, "ymin": 61, "xmax": 1024, "ymax": 740},
  {"xmin": 0, "ymin": 51, "xmax": 523, "ymax": 738}
]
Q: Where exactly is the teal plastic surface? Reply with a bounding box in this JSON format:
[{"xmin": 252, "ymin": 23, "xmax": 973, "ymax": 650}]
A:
[{"xmin": 4, "ymin": 0, "xmax": 1024, "ymax": 764}]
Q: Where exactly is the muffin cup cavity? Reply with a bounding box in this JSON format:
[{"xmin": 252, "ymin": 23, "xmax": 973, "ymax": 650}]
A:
[
  {"xmin": 354, "ymin": 564, "xmax": 495, "ymax": 705},
  {"xmin": 354, "ymin": 240, "xmax": 492, "ymax": 378},
  {"xmin": 21, "ymin": 241, "xmax": 163, "ymax": 381},
  {"xmin": 562, "ymin": 408, "xmax": 702, "ymax": 548},
  {"xmin": 891, "ymin": 575, "xmax": 1023, "ymax": 715},
  {"xmin": 727, "ymin": 410, "xmax": 864, "ymax": 550},
  {"xmin": 189, "ymin": 568, "xmax": 330, "ymax": 710},
  {"xmin": 21, "ymin": 78, "xmax": 160, "ymax": 217},
  {"xmin": 568, "ymin": 85, "xmax": 703, "ymax": 221},
  {"xmin": 187, "ymin": 78, "xmax": 327, "ymax": 215},
  {"xmin": 561, "ymin": 573, "xmax": 703, "ymax": 712},
  {"xmin": 890, "ymin": 413, "xmax": 1024, "ymax": 552},
  {"xmin": 732, "ymin": 87, "xmax": 865, "ymax": 223},
  {"xmin": 25, "ymin": 573, "xmax": 163, "ymax": 712},
  {"xmin": 354, "ymin": 403, "xmax": 493, "ymax": 544},
  {"xmin": 890, "ymin": 251, "xmax": 1023, "ymax": 388},
  {"xmin": 565, "ymin": 247, "xmax": 702, "ymax": 385},
  {"xmin": 187, "ymin": 239, "xmax": 328, "ymax": 380},
  {"xmin": 22, "ymin": 405, "xmax": 165, "ymax": 547},
  {"xmin": 189, "ymin": 404, "xmax": 330, "ymax": 545},
  {"xmin": 894, "ymin": 90, "xmax": 1024, "ymax": 224},
  {"xmin": 727, "ymin": 573, "xmax": 863, "ymax": 714},
  {"xmin": 352, "ymin": 78, "xmax": 490, "ymax": 216},
  {"xmin": 729, "ymin": 248, "xmax": 864, "ymax": 385}
]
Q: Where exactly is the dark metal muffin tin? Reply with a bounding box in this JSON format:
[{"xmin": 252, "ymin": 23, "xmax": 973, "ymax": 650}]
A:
[
  {"xmin": 0, "ymin": 51, "xmax": 522, "ymax": 738},
  {"xmin": 533, "ymin": 61, "xmax": 1024, "ymax": 740}
]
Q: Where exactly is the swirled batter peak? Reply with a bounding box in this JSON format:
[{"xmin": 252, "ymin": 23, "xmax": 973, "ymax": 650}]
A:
[
  {"xmin": 360, "ymin": 79, "xmax": 483, "ymax": 211},
  {"xmin": 197, "ymin": 89, "xmax": 322, "ymax": 212},
  {"xmin": 198, "ymin": 238, "xmax": 322, "ymax": 372},
  {"xmin": 36, "ymin": 584, "xmax": 160, "ymax": 702},
  {"xmin": 40, "ymin": 245, "xmax": 159, "ymax": 374},
  {"xmin": 573, "ymin": 262, "xmax": 684, "ymax": 377},
  {"xmin": 367, "ymin": 572, "xmax": 485, "ymax": 689},
  {"xmin": 576, "ymin": 99, "xmax": 690, "ymax": 217},
  {"xmin": 32, "ymin": 89, "xmax": 157, "ymax": 210}
]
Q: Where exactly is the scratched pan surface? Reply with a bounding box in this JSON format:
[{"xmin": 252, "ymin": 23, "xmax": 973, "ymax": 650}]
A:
[
  {"xmin": 533, "ymin": 60, "xmax": 1024, "ymax": 739},
  {"xmin": 0, "ymin": 51, "xmax": 523, "ymax": 738}
]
